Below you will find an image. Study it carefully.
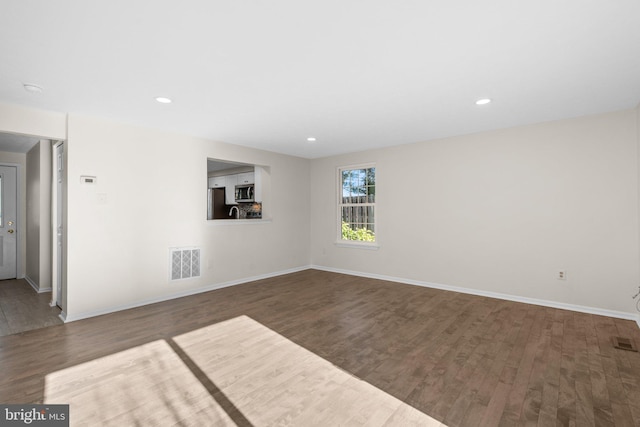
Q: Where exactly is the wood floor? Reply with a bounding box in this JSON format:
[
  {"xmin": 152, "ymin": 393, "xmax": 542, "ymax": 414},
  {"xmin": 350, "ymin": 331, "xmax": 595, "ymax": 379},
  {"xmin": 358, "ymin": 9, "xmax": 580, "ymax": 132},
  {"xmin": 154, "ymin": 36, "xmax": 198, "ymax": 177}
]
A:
[
  {"xmin": 0, "ymin": 279, "xmax": 63, "ymax": 337},
  {"xmin": 1, "ymin": 269, "xmax": 640, "ymax": 426}
]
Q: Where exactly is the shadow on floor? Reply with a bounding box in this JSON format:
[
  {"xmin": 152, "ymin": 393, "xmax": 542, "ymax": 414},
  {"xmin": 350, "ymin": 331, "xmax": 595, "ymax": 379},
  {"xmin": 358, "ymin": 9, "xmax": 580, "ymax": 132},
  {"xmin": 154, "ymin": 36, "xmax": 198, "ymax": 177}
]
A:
[{"xmin": 0, "ymin": 279, "xmax": 63, "ymax": 337}]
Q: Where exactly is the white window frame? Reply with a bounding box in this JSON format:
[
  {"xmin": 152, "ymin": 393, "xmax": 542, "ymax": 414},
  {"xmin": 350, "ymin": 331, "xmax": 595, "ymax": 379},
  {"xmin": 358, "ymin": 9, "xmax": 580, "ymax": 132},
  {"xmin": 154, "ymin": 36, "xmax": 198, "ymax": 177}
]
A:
[{"xmin": 336, "ymin": 163, "xmax": 379, "ymax": 249}]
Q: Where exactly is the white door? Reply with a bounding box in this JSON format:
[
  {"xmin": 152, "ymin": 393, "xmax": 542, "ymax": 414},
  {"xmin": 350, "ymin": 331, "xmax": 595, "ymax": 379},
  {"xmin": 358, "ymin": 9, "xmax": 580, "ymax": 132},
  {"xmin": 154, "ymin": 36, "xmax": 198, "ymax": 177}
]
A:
[{"xmin": 0, "ymin": 165, "xmax": 18, "ymax": 280}]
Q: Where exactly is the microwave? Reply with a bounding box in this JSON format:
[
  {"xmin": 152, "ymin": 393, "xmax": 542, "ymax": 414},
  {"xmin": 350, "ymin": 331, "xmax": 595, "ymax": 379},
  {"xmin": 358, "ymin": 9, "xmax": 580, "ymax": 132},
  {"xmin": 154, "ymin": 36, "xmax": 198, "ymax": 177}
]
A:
[{"xmin": 235, "ymin": 184, "xmax": 254, "ymax": 202}]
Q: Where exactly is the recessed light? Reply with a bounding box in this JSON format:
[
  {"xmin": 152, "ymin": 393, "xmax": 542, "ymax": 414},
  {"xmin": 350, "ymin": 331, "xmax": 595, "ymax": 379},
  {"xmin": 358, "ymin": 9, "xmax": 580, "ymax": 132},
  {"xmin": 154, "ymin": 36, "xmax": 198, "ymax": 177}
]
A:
[
  {"xmin": 475, "ymin": 98, "xmax": 492, "ymax": 105},
  {"xmin": 155, "ymin": 97, "xmax": 172, "ymax": 104},
  {"xmin": 307, "ymin": 137, "xmax": 317, "ymax": 143},
  {"xmin": 23, "ymin": 84, "xmax": 43, "ymax": 93}
]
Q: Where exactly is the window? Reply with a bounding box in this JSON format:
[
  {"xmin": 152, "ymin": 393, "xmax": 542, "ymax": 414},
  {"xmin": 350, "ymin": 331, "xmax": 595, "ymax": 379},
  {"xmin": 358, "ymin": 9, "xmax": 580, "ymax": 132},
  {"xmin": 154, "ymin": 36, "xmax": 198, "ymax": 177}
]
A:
[{"xmin": 338, "ymin": 165, "xmax": 376, "ymax": 244}]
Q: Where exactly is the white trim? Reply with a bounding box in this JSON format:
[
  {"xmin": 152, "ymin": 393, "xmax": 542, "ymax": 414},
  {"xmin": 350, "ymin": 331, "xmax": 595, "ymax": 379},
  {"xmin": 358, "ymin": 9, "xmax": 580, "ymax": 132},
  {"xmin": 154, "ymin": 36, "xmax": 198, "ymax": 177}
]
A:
[
  {"xmin": 334, "ymin": 241, "xmax": 380, "ymax": 250},
  {"xmin": 311, "ymin": 265, "xmax": 640, "ymax": 323},
  {"xmin": 25, "ymin": 275, "xmax": 38, "ymax": 292},
  {"xmin": 24, "ymin": 275, "xmax": 52, "ymax": 293},
  {"xmin": 207, "ymin": 218, "xmax": 272, "ymax": 226},
  {"xmin": 337, "ymin": 162, "xmax": 377, "ymax": 171},
  {"xmin": 57, "ymin": 264, "xmax": 640, "ymax": 328},
  {"xmin": 51, "ymin": 140, "xmax": 64, "ymax": 310},
  {"xmin": 62, "ymin": 265, "xmax": 310, "ymax": 323}
]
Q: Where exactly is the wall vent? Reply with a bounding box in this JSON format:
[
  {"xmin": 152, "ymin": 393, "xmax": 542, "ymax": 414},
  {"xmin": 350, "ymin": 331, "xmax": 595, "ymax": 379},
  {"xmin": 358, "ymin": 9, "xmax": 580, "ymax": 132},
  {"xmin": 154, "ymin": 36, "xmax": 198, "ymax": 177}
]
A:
[{"xmin": 170, "ymin": 248, "xmax": 201, "ymax": 281}]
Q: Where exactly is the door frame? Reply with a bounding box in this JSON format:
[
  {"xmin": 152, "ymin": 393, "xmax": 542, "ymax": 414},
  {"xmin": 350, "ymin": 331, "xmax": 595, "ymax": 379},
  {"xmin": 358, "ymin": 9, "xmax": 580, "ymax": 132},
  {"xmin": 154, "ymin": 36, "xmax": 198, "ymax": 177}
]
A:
[
  {"xmin": 0, "ymin": 162, "xmax": 22, "ymax": 280},
  {"xmin": 50, "ymin": 141, "xmax": 65, "ymax": 311}
]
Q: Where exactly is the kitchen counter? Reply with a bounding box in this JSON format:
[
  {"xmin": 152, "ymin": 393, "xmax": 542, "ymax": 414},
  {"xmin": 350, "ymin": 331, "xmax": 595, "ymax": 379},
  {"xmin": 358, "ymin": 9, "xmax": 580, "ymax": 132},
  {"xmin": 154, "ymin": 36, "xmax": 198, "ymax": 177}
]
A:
[{"xmin": 207, "ymin": 218, "xmax": 272, "ymax": 226}]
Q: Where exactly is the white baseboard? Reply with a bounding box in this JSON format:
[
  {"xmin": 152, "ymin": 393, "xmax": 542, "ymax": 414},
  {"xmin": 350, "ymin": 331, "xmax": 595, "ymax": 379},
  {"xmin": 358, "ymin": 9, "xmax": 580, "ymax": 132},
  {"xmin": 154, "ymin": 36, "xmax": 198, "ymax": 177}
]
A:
[
  {"xmin": 62, "ymin": 266, "xmax": 311, "ymax": 323},
  {"xmin": 25, "ymin": 276, "xmax": 52, "ymax": 293},
  {"xmin": 311, "ymin": 265, "xmax": 640, "ymax": 324},
  {"xmin": 24, "ymin": 276, "xmax": 38, "ymax": 292},
  {"xmin": 24, "ymin": 275, "xmax": 52, "ymax": 293},
  {"xmin": 59, "ymin": 264, "xmax": 640, "ymax": 330}
]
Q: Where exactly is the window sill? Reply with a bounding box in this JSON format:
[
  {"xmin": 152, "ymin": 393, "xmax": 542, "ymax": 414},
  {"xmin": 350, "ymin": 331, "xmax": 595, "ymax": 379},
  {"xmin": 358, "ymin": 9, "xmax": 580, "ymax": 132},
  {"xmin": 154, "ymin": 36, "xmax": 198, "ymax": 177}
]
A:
[
  {"xmin": 208, "ymin": 218, "xmax": 272, "ymax": 226},
  {"xmin": 334, "ymin": 241, "xmax": 380, "ymax": 250}
]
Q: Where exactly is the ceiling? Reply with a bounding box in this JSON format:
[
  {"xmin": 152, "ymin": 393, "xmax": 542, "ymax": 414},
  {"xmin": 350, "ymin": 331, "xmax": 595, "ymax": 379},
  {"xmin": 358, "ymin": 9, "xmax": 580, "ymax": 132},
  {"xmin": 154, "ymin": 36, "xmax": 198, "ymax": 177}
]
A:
[
  {"xmin": 0, "ymin": 133, "xmax": 41, "ymax": 154},
  {"xmin": 1, "ymin": 1, "xmax": 639, "ymax": 159}
]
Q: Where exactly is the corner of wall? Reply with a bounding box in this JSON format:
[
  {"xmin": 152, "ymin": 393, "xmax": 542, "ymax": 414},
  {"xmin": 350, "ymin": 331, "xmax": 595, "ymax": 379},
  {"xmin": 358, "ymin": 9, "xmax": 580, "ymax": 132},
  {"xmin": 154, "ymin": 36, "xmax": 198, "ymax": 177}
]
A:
[{"xmin": 637, "ymin": 102, "xmax": 640, "ymax": 326}]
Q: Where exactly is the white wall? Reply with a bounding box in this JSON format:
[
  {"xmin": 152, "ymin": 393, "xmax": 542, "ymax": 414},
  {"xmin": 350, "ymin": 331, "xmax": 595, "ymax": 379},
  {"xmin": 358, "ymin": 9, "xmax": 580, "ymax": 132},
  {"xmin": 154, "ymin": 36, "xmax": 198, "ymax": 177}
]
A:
[
  {"xmin": 0, "ymin": 150, "xmax": 27, "ymax": 279},
  {"xmin": 40, "ymin": 142, "xmax": 52, "ymax": 291},
  {"xmin": 310, "ymin": 109, "xmax": 640, "ymax": 316},
  {"xmin": 2, "ymin": 101, "xmax": 639, "ymax": 322},
  {"xmin": 25, "ymin": 140, "xmax": 52, "ymax": 291},
  {"xmin": 26, "ymin": 144, "xmax": 40, "ymax": 287},
  {"xmin": 637, "ymin": 103, "xmax": 640, "ymax": 310},
  {"xmin": 0, "ymin": 103, "xmax": 66, "ymax": 140},
  {"xmin": 65, "ymin": 114, "xmax": 310, "ymax": 319}
]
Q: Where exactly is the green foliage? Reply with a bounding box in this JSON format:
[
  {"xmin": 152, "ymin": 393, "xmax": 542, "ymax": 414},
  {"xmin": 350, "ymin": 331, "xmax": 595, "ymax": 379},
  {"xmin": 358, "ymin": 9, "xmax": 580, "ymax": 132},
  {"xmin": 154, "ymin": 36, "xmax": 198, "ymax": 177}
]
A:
[{"xmin": 341, "ymin": 221, "xmax": 375, "ymax": 242}]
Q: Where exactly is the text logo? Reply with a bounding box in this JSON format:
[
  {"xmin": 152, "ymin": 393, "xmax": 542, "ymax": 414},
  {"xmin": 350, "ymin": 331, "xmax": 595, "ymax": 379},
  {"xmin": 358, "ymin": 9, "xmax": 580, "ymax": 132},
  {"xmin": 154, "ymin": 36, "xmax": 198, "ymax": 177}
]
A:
[{"xmin": 1, "ymin": 405, "xmax": 68, "ymax": 426}]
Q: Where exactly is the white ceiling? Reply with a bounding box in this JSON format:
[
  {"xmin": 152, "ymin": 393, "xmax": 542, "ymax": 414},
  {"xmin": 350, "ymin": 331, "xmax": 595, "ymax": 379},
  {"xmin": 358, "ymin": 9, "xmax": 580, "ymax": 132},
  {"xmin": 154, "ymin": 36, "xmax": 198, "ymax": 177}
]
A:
[
  {"xmin": 0, "ymin": 133, "xmax": 41, "ymax": 154},
  {"xmin": 1, "ymin": 1, "xmax": 639, "ymax": 159}
]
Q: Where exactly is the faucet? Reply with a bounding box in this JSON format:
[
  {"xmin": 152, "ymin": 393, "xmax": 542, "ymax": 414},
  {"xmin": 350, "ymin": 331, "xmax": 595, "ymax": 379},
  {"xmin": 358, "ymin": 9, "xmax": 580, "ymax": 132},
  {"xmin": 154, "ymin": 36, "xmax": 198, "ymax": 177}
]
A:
[{"xmin": 229, "ymin": 206, "xmax": 240, "ymax": 219}]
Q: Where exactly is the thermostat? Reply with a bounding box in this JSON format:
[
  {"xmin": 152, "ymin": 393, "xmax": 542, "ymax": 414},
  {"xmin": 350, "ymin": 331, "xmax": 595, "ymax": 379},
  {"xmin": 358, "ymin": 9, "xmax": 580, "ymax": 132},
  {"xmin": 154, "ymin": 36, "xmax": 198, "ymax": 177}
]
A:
[{"xmin": 80, "ymin": 175, "xmax": 97, "ymax": 184}]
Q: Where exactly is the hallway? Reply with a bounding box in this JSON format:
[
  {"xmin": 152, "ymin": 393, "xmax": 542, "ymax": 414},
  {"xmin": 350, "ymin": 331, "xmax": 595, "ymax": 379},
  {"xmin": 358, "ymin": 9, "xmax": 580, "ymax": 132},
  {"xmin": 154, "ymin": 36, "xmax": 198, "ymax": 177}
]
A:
[{"xmin": 0, "ymin": 279, "xmax": 62, "ymax": 336}]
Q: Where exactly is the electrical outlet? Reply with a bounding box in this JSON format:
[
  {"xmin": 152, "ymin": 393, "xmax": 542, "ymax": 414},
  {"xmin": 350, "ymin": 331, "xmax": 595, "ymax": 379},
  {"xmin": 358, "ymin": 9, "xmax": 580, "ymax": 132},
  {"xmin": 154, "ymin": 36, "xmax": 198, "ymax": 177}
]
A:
[{"xmin": 557, "ymin": 270, "xmax": 567, "ymax": 280}]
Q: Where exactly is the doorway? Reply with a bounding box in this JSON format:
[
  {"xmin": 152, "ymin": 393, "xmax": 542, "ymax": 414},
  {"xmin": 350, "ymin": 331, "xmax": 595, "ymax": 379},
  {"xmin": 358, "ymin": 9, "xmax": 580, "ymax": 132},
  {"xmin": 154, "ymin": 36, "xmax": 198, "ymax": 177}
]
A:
[
  {"xmin": 0, "ymin": 278, "xmax": 63, "ymax": 336},
  {"xmin": 0, "ymin": 135, "xmax": 65, "ymax": 335}
]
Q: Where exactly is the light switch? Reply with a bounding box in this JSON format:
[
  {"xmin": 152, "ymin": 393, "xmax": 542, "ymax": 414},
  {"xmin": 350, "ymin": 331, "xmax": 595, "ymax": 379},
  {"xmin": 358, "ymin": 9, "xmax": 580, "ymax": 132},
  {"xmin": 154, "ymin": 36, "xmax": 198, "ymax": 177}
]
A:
[{"xmin": 97, "ymin": 193, "xmax": 107, "ymax": 204}]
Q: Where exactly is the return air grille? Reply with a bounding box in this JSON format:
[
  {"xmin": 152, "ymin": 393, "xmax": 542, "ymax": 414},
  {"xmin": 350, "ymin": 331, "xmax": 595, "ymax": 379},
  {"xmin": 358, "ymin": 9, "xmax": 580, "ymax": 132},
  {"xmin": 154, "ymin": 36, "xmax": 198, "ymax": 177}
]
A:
[
  {"xmin": 170, "ymin": 248, "xmax": 201, "ymax": 281},
  {"xmin": 612, "ymin": 336, "xmax": 638, "ymax": 352}
]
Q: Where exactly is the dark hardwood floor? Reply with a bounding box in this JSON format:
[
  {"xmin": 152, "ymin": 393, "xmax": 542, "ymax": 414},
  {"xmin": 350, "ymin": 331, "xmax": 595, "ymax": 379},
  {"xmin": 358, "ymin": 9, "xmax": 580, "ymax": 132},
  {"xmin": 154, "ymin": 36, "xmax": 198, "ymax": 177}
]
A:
[
  {"xmin": 0, "ymin": 279, "xmax": 63, "ymax": 337},
  {"xmin": 1, "ymin": 269, "xmax": 639, "ymax": 426}
]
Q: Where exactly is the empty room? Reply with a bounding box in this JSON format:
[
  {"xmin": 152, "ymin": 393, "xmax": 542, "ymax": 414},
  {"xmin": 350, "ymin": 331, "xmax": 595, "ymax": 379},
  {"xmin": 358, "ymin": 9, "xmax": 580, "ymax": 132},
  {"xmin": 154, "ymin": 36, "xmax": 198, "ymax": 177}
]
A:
[{"xmin": 1, "ymin": 1, "xmax": 640, "ymax": 426}]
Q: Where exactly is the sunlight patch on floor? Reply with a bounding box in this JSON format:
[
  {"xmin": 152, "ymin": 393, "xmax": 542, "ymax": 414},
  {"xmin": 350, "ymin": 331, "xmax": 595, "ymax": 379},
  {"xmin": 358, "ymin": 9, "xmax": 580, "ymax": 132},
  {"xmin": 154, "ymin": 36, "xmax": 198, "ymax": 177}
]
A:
[
  {"xmin": 44, "ymin": 340, "xmax": 235, "ymax": 426},
  {"xmin": 44, "ymin": 316, "xmax": 446, "ymax": 426},
  {"xmin": 174, "ymin": 315, "xmax": 446, "ymax": 426}
]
